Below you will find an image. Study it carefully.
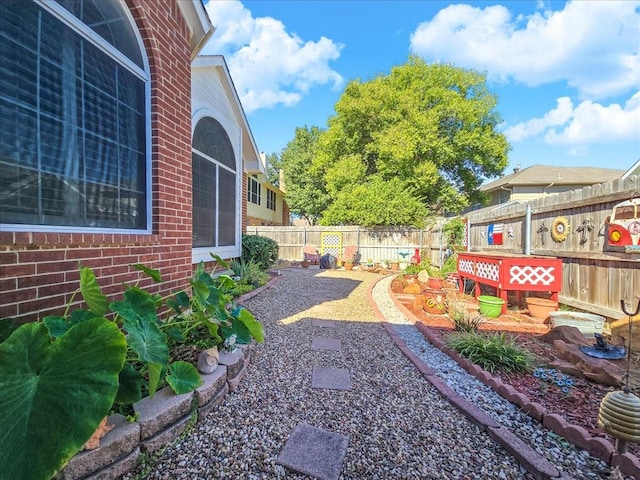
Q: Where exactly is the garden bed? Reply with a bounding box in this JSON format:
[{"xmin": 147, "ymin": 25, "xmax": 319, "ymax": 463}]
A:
[{"xmin": 389, "ymin": 276, "xmax": 640, "ymax": 460}]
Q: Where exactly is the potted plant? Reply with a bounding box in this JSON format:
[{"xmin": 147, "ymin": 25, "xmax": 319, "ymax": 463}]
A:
[{"xmin": 342, "ymin": 253, "xmax": 356, "ymax": 270}]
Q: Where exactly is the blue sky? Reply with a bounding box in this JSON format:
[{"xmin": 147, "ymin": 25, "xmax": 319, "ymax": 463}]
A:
[{"xmin": 201, "ymin": 0, "xmax": 640, "ymax": 174}]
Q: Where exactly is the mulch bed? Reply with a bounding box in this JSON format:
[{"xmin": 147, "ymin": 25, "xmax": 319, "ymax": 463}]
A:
[{"xmin": 389, "ymin": 277, "xmax": 640, "ymax": 458}]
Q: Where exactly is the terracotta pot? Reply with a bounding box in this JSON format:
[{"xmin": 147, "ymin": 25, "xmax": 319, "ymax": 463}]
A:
[
  {"xmin": 428, "ymin": 277, "xmax": 445, "ymax": 289},
  {"xmin": 344, "ymin": 262, "xmax": 353, "ymax": 271},
  {"xmin": 526, "ymin": 297, "xmax": 558, "ymax": 321},
  {"xmin": 301, "ymin": 260, "xmax": 310, "ymax": 268},
  {"xmin": 390, "ymin": 262, "xmax": 399, "ymax": 271},
  {"xmin": 422, "ymin": 289, "xmax": 447, "ymax": 315}
]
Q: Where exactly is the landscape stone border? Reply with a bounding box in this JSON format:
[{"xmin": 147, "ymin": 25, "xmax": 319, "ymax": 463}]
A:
[
  {"xmin": 56, "ymin": 339, "xmax": 255, "ymax": 479},
  {"xmin": 55, "ymin": 274, "xmax": 285, "ymax": 480},
  {"xmin": 368, "ymin": 275, "xmax": 640, "ymax": 480}
]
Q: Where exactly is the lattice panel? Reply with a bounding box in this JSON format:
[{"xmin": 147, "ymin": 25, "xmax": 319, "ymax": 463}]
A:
[
  {"xmin": 509, "ymin": 266, "xmax": 557, "ymax": 286},
  {"xmin": 475, "ymin": 261, "xmax": 499, "ymax": 282},
  {"xmin": 458, "ymin": 258, "xmax": 474, "ymax": 275},
  {"xmin": 320, "ymin": 232, "xmax": 342, "ymax": 258}
]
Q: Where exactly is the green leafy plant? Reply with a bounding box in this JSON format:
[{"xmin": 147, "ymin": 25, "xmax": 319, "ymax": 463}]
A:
[
  {"xmin": 443, "ymin": 217, "xmax": 466, "ymax": 249},
  {"xmin": 231, "ymin": 259, "xmax": 270, "ymax": 289},
  {"xmin": 241, "ymin": 234, "xmax": 279, "ymax": 271},
  {"xmin": 446, "ymin": 331, "xmax": 533, "ymax": 373},
  {"xmin": 43, "ymin": 265, "xmax": 204, "ymax": 407},
  {"xmin": 165, "ymin": 256, "xmax": 264, "ymax": 353},
  {"xmin": 448, "ymin": 306, "xmax": 485, "ymax": 333},
  {"xmin": 0, "ymin": 312, "xmax": 127, "ymax": 480}
]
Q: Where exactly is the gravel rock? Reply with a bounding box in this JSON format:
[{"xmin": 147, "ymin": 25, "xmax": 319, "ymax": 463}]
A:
[{"xmin": 123, "ymin": 269, "xmax": 625, "ymax": 479}]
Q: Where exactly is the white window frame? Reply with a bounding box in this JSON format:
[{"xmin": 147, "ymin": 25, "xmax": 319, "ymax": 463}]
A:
[{"xmin": 191, "ymin": 111, "xmax": 242, "ymax": 263}]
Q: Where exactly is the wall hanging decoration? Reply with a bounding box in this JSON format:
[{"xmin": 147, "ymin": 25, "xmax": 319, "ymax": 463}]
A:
[
  {"xmin": 487, "ymin": 223, "xmax": 503, "ymax": 245},
  {"xmin": 537, "ymin": 222, "xmax": 548, "ymax": 246},
  {"xmin": 604, "ymin": 197, "xmax": 640, "ymax": 253},
  {"xmin": 550, "ymin": 216, "xmax": 570, "ymax": 243},
  {"xmin": 577, "ymin": 218, "xmax": 594, "ymax": 245}
]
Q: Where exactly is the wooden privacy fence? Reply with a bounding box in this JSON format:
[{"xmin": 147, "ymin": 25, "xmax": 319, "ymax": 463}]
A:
[
  {"xmin": 245, "ymin": 225, "xmax": 446, "ymax": 266},
  {"xmin": 462, "ymin": 175, "xmax": 639, "ymax": 320},
  {"xmin": 248, "ymin": 175, "xmax": 639, "ymax": 320}
]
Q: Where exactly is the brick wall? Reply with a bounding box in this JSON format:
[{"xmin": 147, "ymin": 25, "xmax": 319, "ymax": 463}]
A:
[{"xmin": 0, "ymin": 0, "xmax": 195, "ymax": 322}]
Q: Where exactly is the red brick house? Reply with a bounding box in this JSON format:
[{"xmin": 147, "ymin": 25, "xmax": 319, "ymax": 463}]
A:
[{"xmin": 0, "ymin": 0, "xmax": 228, "ymax": 322}]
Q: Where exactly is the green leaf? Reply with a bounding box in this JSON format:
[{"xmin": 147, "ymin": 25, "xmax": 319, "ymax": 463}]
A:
[
  {"xmin": 210, "ymin": 253, "xmax": 229, "ymax": 270},
  {"xmin": 214, "ymin": 274, "xmax": 236, "ymax": 291},
  {"xmin": 123, "ymin": 317, "xmax": 169, "ymax": 366},
  {"xmin": 147, "ymin": 362, "xmax": 163, "ymax": 398},
  {"xmin": 44, "ymin": 311, "xmax": 101, "ymax": 338},
  {"xmin": 166, "ymin": 361, "xmax": 203, "ymax": 394},
  {"xmin": 0, "ymin": 318, "xmax": 20, "ymax": 343},
  {"xmin": 79, "ymin": 267, "xmax": 109, "ymax": 317},
  {"xmin": 222, "ymin": 319, "xmax": 252, "ymax": 345},
  {"xmin": 0, "ymin": 318, "xmax": 126, "ymax": 480},
  {"xmin": 114, "ymin": 362, "xmax": 142, "ymax": 405},
  {"xmin": 235, "ymin": 308, "xmax": 264, "ymax": 343},
  {"xmin": 173, "ymin": 291, "xmax": 191, "ymax": 308},
  {"xmin": 111, "ymin": 287, "xmax": 158, "ymax": 326},
  {"xmin": 133, "ymin": 263, "xmax": 162, "ymax": 282}
]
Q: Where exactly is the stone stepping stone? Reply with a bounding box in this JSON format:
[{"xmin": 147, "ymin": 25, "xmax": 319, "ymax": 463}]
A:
[
  {"xmin": 312, "ymin": 367, "xmax": 352, "ymax": 390},
  {"xmin": 276, "ymin": 423, "xmax": 349, "ymax": 480},
  {"xmin": 311, "ymin": 319, "xmax": 337, "ymax": 328},
  {"xmin": 311, "ymin": 337, "xmax": 341, "ymax": 351}
]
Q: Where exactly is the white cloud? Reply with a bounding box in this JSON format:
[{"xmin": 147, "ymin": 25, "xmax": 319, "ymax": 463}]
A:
[
  {"xmin": 504, "ymin": 92, "xmax": 640, "ymax": 147},
  {"xmin": 410, "ymin": 1, "xmax": 640, "ymax": 100},
  {"xmin": 544, "ymin": 92, "xmax": 640, "ymax": 145},
  {"xmin": 504, "ymin": 97, "xmax": 573, "ymax": 141},
  {"xmin": 202, "ymin": 0, "xmax": 344, "ymax": 113}
]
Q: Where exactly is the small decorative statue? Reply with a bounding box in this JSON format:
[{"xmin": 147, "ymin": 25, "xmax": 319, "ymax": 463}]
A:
[
  {"xmin": 223, "ymin": 333, "xmax": 238, "ymax": 353},
  {"xmin": 580, "ymin": 333, "xmax": 626, "ymax": 359}
]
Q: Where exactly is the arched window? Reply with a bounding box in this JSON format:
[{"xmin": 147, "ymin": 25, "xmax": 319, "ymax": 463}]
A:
[
  {"xmin": 0, "ymin": 0, "xmax": 149, "ymax": 231},
  {"xmin": 192, "ymin": 117, "xmax": 237, "ymax": 248}
]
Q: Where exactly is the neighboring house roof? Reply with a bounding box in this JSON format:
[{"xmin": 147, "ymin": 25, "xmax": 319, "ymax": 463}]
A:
[
  {"xmin": 192, "ymin": 55, "xmax": 265, "ymax": 175},
  {"xmin": 622, "ymin": 158, "xmax": 640, "ymax": 180},
  {"xmin": 177, "ymin": 1, "xmax": 214, "ymax": 58},
  {"xmin": 481, "ymin": 164, "xmax": 625, "ymax": 192}
]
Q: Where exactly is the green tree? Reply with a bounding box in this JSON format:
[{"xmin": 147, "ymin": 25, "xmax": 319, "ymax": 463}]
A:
[
  {"xmin": 315, "ymin": 56, "xmax": 509, "ymax": 224},
  {"xmin": 265, "ymin": 152, "xmax": 282, "ymax": 187},
  {"xmin": 280, "ymin": 126, "xmax": 329, "ymax": 225},
  {"xmin": 321, "ymin": 176, "xmax": 427, "ymax": 227}
]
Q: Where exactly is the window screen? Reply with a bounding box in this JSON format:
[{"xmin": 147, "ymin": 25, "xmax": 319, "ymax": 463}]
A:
[
  {"xmin": 0, "ymin": 0, "xmax": 148, "ymax": 230},
  {"xmin": 192, "ymin": 117, "xmax": 237, "ymax": 249}
]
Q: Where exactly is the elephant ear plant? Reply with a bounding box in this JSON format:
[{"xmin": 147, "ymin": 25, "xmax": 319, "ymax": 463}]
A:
[
  {"xmin": 0, "ymin": 260, "xmax": 264, "ymax": 480},
  {"xmin": 165, "ymin": 255, "xmax": 264, "ymax": 349},
  {"xmin": 0, "ymin": 285, "xmax": 127, "ymax": 480}
]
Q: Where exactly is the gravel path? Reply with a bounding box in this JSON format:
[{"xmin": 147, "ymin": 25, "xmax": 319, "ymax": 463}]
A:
[{"xmin": 125, "ymin": 268, "xmax": 623, "ymax": 479}]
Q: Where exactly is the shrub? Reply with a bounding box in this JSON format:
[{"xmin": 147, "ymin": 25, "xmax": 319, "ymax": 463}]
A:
[
  {"xmin": 231, "ymin": 259, "xmax": 270, "ymax": 288},
  {"xmin": 448, "ymin": 306, "xmax": 485, "ymax": 333},
  {"xmin": 241, "ymin": 234, "xmax": 279, "ymax": 271},
  {"xmin": 445, "ymin": 331, "xmax": 533, "ymax": 373}
]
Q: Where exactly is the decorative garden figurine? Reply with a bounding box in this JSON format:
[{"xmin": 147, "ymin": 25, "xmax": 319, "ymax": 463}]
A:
[
  {"xmin": 410, "ymin": 248, "xmax": 421, "ymax": 265},
  {"xmin": 223, "ymin": 334, "xmax": 238, "ymax": 353}
]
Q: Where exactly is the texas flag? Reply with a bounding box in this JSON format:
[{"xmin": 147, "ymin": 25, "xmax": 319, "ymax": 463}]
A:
[{"xmin": 488, "ymin": 224, "xmax": 504, "ymax": 245}]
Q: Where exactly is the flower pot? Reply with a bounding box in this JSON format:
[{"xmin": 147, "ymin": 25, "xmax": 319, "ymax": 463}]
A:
[
  {"xmin": 344, "ymin": 262, "xmax": 353, "ymax": 271},
  {"xmin": 428, "ymin": 277, "xmax": 445, "ymax": 289},
  {"xmin": 390, "ymin": 262, "xmax": 399, "ymax": 271},
  {"xmin": 525, "ymin": 297, "xmax": 558, "ymax": 321},
  {"xmin": 422, "ymin": 289, "xmax": 447, "ymax": 315},
  {"xmin": 549, "ymin": 311, "xmax": 605, "ymax": 336},
  {"xmin": 301, "ymin": 260, "xmax": 310, "ymax": 268},
  {"xmin": 478, "ymin": 295, "xmax": 505, "ymax": 318}
]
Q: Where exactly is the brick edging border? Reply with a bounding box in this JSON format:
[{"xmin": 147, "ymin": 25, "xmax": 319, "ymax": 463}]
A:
[{"xmin": 366, "ymin": 275, "xmax": 639, "ymax": 479}]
